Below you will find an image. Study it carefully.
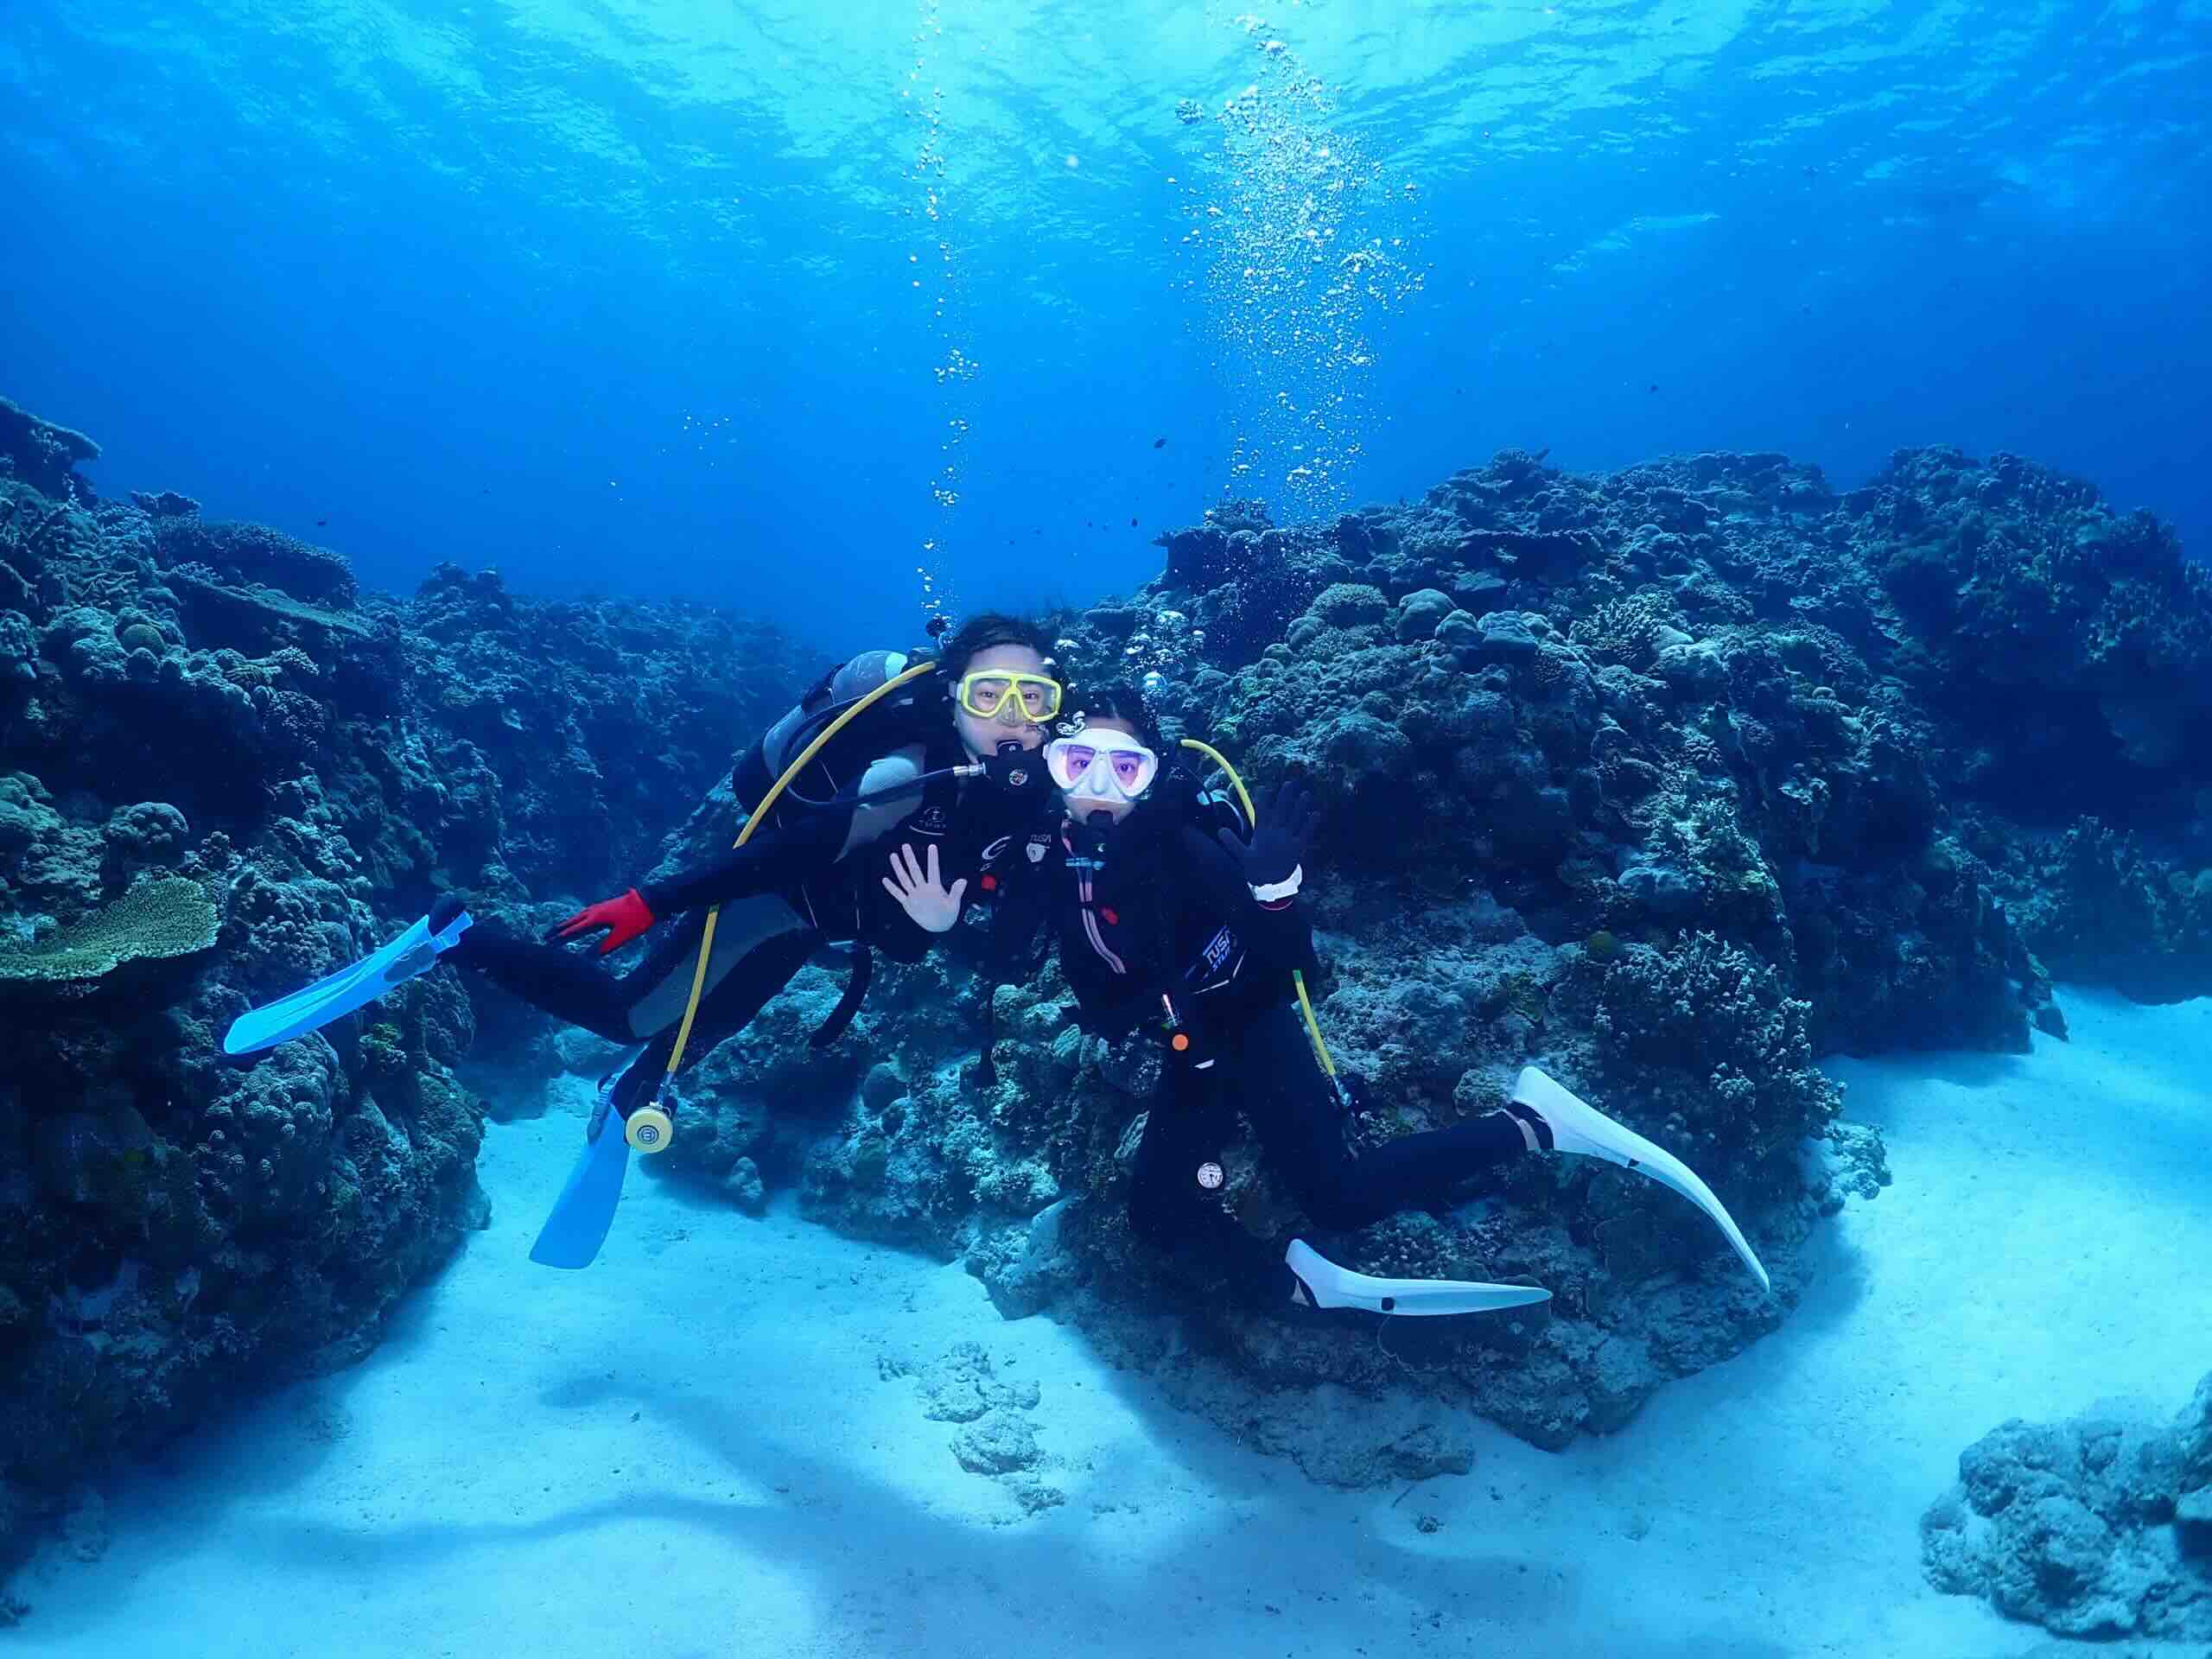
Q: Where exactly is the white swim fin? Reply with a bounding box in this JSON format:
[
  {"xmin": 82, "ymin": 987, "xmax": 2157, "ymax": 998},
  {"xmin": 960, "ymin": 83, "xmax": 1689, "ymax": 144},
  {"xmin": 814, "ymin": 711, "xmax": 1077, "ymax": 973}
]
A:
[
  {"xmin": 1285, "ymin": 1238, "xmax": 1551, "ymax": 1318},
  {"xmin": 1513, "ymin": 1065, "xmax": 1770, "ymax": 1294}
]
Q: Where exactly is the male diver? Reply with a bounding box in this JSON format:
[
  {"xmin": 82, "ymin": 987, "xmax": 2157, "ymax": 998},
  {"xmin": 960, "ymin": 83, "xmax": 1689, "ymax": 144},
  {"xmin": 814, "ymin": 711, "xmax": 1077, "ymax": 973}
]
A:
[
  {"xmin": 226, "ymin": 614, "xmax": 1067, "ymax": 1264},
  {"xmin": 429, "ymin": 616, "xmax": 1060, "ymax": 1117}
]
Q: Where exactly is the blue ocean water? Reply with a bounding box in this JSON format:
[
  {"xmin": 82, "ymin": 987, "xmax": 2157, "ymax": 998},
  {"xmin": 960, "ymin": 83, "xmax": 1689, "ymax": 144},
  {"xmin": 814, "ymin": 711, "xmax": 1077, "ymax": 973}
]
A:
[
  {"xmin": 10, "ymin": 6, "xmax": 2212, "ymax": 1655},
  {"xmin": 3, "ymin": 0, "xmax": 2204, "ymax": 650}
]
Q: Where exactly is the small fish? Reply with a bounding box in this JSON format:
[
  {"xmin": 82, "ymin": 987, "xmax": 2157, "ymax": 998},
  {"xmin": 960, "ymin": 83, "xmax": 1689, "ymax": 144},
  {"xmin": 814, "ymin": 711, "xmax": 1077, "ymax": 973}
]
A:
[
  {"xmin": 1648, "ymin": 383, "xmax": 1659, "ymax": 393},
  {"xmin": 1153, "ymin": 436, "xmax": 1166, "ymax": 448},
  {"xmin": 1129, "ymin": 517, "xmax": 1138, "ymax": 527},
  {"xmin": 315, "ymin": 519, "xmax": 327, "ymax": 527}
]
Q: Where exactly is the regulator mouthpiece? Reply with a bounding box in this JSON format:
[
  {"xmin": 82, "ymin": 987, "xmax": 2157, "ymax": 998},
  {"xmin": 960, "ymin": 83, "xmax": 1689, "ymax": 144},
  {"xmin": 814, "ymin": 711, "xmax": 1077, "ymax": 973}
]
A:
[{"xmin": 983, "ymin": 738, "xmax": 1046, "ymax": 797}]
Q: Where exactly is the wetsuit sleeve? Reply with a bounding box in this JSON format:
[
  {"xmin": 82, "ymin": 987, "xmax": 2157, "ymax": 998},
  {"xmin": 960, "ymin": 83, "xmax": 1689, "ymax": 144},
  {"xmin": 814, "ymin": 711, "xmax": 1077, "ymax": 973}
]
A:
[
  {"xmin": 640, "ymin": 810, "xmax": 848, "ymax": 916},
  {"xmin": 1179, "ymin": 824, "xmax": 1319, "ymax": 979},
  {"xmin": 837, "ymin": 751, "xmax": 930, "ymax": 859},
  {"xmin": 652, "ymin": 747, "xmax": 934, "ymax": 921}
]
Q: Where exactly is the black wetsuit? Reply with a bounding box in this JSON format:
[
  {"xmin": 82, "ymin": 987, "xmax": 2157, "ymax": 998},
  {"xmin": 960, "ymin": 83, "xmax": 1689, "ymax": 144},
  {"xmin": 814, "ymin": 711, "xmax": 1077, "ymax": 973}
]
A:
[
  {"xmin": 446, "ymin": 733, "xmax": 1046, "ymax": 1115},
  {"xmin": 1043, "ymin": 793, "xmax": 1522, "ymax": 1294}
]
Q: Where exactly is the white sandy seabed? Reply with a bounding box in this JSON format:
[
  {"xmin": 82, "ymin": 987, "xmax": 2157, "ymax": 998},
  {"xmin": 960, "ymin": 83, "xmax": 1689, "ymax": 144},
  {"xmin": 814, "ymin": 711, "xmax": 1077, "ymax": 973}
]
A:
[{"xmin": 10, "ymin": 986, "xmax": 2210, "ymax": 1659}]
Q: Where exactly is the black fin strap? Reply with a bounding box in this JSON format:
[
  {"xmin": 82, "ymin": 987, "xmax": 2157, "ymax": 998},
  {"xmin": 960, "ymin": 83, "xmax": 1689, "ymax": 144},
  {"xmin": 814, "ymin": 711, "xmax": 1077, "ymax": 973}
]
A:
[{"xmin": 810, "ymin": 944, "xmax": 873, "ymax": 1048}]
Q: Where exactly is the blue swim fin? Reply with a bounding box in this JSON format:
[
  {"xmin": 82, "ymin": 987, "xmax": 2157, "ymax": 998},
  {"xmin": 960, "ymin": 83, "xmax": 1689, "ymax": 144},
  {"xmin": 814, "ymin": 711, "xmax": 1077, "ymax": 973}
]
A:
[
  {"xmin": 223, "ymin": 909, "xmax": 473, "ymax": 1057},
  {"xmin": 529, "ymin": 1084, "xmax": 637, "ymax": 1270}
]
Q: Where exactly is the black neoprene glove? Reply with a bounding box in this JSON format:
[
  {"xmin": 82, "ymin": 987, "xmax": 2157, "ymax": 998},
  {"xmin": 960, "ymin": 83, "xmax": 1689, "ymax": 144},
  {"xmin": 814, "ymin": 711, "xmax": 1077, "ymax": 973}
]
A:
[{"xmin": 1217, "ymin": 778, "xmax": 1314, "ymax": 897}]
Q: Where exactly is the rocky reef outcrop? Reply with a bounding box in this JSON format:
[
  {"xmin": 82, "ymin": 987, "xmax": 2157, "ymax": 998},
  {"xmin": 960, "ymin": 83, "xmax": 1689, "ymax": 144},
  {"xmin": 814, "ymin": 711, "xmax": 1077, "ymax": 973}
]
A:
[
  {"xmin": 1923, "ymin": 1373, "xmax": 2212, "ymax": 1640},
  {"xmin": 668, "ymin": 442, "xmax": 2211, "ymax": 1461},
  {"xmin": 7, "ymin": 390, "xmax": 2211, "ymax": 1611},
  {"xmin": 0, "ymin": 394, "xmax": 811, "ymax": 1612}
]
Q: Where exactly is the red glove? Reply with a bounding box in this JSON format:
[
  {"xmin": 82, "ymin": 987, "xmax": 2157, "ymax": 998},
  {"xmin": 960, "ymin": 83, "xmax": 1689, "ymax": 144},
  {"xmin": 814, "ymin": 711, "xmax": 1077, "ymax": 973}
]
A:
[{"xmin": 552, "ymin": 887, "xmax": 656, "ymax": 955}]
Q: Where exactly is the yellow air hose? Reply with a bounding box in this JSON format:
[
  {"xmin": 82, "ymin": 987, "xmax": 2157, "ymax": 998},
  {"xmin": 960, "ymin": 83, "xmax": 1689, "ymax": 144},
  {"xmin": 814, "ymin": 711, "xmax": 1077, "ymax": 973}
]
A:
[
  {"xmin": 626, "ymin": 660, "xmax": 944, "ymax": 1152},
  {"xmin": 1175, "ymin": 738, "xmax": 1338, "ymax": 1082}
]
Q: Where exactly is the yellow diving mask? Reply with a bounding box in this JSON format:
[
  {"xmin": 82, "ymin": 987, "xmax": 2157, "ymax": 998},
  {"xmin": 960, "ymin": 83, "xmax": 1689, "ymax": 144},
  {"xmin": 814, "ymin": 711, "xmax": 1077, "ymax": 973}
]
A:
[{"xmin": 956, "ymin": 670, "xmax": 1063, "ymax": 722}]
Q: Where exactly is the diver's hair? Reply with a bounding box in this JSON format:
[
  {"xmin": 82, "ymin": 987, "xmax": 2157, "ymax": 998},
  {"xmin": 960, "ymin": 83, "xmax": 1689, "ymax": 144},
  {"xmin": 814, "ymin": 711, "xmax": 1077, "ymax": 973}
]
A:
[
  {"xmin": 1063, "ymin": 682, "xmax": 1165, "ymax": 753},
  {"xmin": 936, "ymin": 613, "xmax": 1058, "ymax": 681}
]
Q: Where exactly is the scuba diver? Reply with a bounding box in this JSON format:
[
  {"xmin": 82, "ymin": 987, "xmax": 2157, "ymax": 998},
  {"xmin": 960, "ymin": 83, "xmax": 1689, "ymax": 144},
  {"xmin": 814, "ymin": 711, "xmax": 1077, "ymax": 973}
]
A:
[
  {"xmin": 431, "ymin": 616, "xmax": 1059, "ymax": 1096},
  {"xmin": 224, "ymin": 613, "xmax": 1067, "ymax": 1266},
  {"xmin": 1035, "ymin": 685, "xmax": 1770, "ymax": 1317}
]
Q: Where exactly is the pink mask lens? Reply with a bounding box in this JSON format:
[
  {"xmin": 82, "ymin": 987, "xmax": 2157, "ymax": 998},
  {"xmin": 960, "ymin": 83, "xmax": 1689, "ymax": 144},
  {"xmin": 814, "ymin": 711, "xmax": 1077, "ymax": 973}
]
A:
[
  {"xmin": 1052, "ymin": 743, "xmax": 1096, "ymax": 787},
  {"xmin": 1109, "ymin": 750, "xmax": 1148, "ymax": 788}
]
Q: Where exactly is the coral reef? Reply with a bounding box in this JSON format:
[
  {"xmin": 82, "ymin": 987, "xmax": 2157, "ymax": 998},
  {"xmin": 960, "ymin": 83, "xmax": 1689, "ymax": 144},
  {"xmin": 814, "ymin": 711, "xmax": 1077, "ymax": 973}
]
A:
[
  {"xmin": 0, "ymin": 398, "xmax": 810, "ymax": 1599},
  {"xmin": 7, "ymin": 392, "xmax": 2212, "ymax": 1605},
  {"xmin": 1923, "ymin": 1374, "xmax": 2212, "ymax": 1640},
  {"xmin": 152, "ymin": 518, "xmax": 359, "ymax": 607},
  {"xmin": 0, "ymin": 397, "xmax": 99, "ymax": 501},
  {"xmin": 840, "ymin": 437, "xmax": 2212, "ymax": 1459},
  {"xmin": 1966, "ymin": 812, "xmax": 2212, "ymax": 1003}
]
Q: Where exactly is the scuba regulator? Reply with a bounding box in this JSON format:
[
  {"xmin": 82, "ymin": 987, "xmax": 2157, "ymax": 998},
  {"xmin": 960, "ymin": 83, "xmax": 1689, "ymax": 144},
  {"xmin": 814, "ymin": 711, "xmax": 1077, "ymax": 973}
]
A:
[{"xmin": 978, "ymin": 736, "xmax": 1048, "ymax": 798}]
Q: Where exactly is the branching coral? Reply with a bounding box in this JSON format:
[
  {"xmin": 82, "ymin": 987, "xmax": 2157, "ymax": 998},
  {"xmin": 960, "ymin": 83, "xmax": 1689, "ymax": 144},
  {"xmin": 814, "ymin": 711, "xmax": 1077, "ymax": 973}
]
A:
[
  {"xmin": 0, "ymin": 485, "xmax": 96, "ymax": 579},
  {"xmin": 1568, "ymin": 589, "xmax": 1688, "ymax": 669},
  {"xmin": 1592, "ymin": 931, "xmax": 1840, "ymax": 1192}
]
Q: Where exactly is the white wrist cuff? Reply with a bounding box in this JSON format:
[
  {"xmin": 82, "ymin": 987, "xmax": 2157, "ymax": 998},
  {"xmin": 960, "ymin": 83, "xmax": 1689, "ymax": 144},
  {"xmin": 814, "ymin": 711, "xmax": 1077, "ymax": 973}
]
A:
[{"xmin": 1249, "ymin": 866, "xmax": 1302, "ymax": 904}]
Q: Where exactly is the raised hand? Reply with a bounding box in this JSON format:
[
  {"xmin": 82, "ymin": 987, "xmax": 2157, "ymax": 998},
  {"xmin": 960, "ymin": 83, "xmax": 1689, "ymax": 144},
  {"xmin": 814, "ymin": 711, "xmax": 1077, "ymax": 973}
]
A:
[
  {"xmin": 881, "ymin": 842, "xmax": 969, "ymax": 933},
  {"xmin": 1220, "ymin": 778, "xmax": 1314, "ymax": 896}
]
